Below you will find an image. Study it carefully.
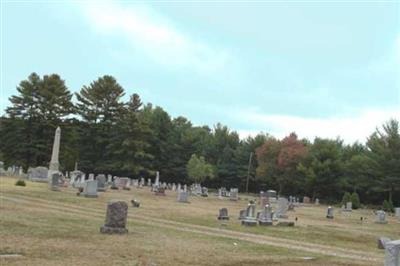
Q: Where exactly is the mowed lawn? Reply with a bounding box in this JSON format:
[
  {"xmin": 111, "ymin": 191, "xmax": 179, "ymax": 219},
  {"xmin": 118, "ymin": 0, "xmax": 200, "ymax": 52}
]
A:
[{"xmin": 0, "ymin": 177, "xmax": 398, "ymax": 266}]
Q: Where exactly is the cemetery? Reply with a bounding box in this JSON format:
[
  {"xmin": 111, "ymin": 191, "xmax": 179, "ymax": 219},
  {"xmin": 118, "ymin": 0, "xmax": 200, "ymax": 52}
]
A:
[
  {"xmin": 1, "ymin": 172, "xmax": 399, "ymax": 265},
  {"xmin": 1, "ymin": 3, "xmax": 399, "ymax": 265}
]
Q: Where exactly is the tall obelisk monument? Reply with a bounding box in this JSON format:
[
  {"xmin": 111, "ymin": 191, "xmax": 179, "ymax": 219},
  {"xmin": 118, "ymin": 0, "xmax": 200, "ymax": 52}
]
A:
[{"xmin": 48, "ymin": 127, "xmax": 61, "ymax": 183}]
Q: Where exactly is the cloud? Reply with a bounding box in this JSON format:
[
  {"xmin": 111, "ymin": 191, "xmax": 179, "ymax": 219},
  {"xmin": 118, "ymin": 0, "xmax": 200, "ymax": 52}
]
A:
[
  {"xmin": 235, "ymin": 108, "xmax": 400, "ymax": 144},
  {"xmin": 77, "ymin": 1, "xmax": 230, "ymax": 73}
]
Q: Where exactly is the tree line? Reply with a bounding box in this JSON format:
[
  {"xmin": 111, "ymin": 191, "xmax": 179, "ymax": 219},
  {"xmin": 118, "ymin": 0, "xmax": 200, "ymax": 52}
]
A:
[{"xmin": 0, "ymin": 73, "xmax": 399, "ymax": 207}]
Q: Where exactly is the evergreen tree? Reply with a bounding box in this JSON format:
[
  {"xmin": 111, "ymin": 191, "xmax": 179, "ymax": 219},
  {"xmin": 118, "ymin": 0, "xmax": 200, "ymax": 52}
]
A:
[{"xmin": 1, "ymin": 73, "xmax": 73, "ymax": 169}]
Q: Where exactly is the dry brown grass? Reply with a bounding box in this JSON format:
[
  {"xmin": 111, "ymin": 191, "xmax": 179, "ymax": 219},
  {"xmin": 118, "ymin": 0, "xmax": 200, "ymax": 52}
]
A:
[{"xmin": 1, "ymin": 176, "xmax": 398, "ymax": 266}]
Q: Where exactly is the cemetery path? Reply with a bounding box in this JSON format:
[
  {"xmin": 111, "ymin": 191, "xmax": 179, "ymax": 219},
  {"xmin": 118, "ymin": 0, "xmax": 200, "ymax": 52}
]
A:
[{"xmin": 0, "ymin": 194, "xmax": 383, "ymax": 264}]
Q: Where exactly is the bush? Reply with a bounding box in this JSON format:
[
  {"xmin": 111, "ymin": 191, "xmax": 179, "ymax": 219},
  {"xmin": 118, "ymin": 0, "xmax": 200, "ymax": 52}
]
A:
[
  {"xmin": 382, "ymin": 199, "xmax": 394, "ymax": 213},
  {"xmin": 15, "ymin": 180, "xmax": 26, "ymax": 187},
  {"xmin": 341, "ymin": 192, "xmax": 351, "ymax": 206},
  {"xmin": 350, "ymin": 192, "xmax": 360, "ymax": 209}
]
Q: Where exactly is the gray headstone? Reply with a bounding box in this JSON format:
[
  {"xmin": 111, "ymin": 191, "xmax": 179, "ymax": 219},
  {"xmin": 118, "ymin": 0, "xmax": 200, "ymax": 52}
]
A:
[
  {"xmin": 238, "ymin": 209, "xmax": 246, "ymax": 220},
  {"xmin": 82, "ymin": 180, "xmax": 98, "ymax": 198},
  {"xmin": 50, "ymin": 173, "xmax": 61, "ymax": 191},
  {"xmin": 118, "ymin": 177, "xmax": 129, "ymax": 188},
  {"xmin": 258, "ymin": 204, "xmax": 273, "ymax": 226},
  {"xmin": 375, "ymin": 210, "xmax": 388, "ymax": 224},
  {"xmin": 96, "ymin": 174, "xmax": 107, "ymax": 192},
  {"xmin": 100, "ymin": 201, "xmax": 128, "ymax": 234},
  {"xmin": 177, "ymin": 190, "xmax": 189, "ymax": 203},
  {"xmin": 326, "ymin": 206, "xmax": 334, "ymax": 219},
  {"xmin": 276, "ymin": 197, "xmax": 289, "ymax": 218},
  {"xmin": 342, "ymin": 201, "xmax": 352, "ymax": 212},
  {"xmin": 230, "ymin": 188, "xmax": 238, "ymax": 201},
  {"xmin": 395, "ymin": 208, "xmax": 400, "ymax": 219},
  {"xmin": 27, "ymin": 166, "xmax": 48, "ymax": 182},
  {"xmin": 218, "ymin": 208, "xmax": 229, "ymax": 220},
  {"xmin": 384, "ymin": 240, "xmax": 400, "ymax": 266},
  {"xmin": 242, "ymin": 200, "xmax": 257, "ymax": 226}
]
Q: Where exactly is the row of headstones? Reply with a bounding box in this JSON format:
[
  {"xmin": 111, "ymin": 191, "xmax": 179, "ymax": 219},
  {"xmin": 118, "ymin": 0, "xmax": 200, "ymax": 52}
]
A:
[
  {"xmin": 0, "ymin": 162, "xmax": 25, "ymax": 177},
  {"xmin": 176, "ymin": 188, "xmax": 239, "ymax": 203},
  {"xmin": 217, "ymin": 199, "xmax": 293, "ymax": 226},
  {"xmin": 217, "ymin": 188, "xmax": 239, "ymax": 201},
  {"xmin": 326, "ymin": 206, "xmax": 399, "ymax": 223},
  {"xmin": 190, "ymin": 183, "xmax": 209, "ymax": 197}
]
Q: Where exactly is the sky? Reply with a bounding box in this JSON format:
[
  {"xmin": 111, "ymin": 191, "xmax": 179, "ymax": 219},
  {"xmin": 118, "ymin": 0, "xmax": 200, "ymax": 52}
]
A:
[{"xmin": 1, "ymin": 0, "xmax": 399, "ymax": 143}]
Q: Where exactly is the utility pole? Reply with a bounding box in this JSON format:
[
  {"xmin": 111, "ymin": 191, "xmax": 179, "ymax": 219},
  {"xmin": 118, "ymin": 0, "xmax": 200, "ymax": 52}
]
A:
[{"xmin": 245, "ymin": 152, "xmax": 253, "ymax": 194}]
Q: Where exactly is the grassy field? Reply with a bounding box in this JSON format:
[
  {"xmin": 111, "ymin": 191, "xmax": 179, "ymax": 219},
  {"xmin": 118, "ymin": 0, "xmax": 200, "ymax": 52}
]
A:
[{"xmin": 1, "ymin": 176, "xmax": 399, "ymax": 266}]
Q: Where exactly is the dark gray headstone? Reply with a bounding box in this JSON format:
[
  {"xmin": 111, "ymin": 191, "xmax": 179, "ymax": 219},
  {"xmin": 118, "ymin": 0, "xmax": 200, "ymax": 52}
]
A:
[
  {"xmin": 100, "ymin": 201, "xmax": 128, "ymax": 234},
  {"xmin": 218, "ymin": 208, "xmax": 229, "ymax": 220}
]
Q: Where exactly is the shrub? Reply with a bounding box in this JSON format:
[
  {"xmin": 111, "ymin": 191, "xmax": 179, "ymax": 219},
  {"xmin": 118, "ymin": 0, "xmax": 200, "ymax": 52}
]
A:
[
  {"xmin": 15, "ymin": 180, "xmax": 26, "ymax": 187},
  {"xmin": 341, "ymin": 192, "xmax": 351, "ymax": 206},
  {"xmin": 350, "ymin": 192, "xmax": 360, "ymax": 209},
  {"xmin": 382, "ymin": 199, "xmax": 394, "ymax": 213}
]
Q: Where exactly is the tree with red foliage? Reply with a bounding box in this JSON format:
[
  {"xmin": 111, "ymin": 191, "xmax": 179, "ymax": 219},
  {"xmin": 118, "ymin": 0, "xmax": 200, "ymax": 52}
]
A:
[{"xmin": 256, "ymin": 133, "xmax": 308, "ymax": 195}]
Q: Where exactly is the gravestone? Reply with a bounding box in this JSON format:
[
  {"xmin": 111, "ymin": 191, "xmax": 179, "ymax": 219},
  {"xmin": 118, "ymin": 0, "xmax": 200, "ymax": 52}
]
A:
[
  {"xmin": 242, "ymin": 200, "xmax": 257, "ymax": 226},
  {"xmin": 326, "ymin": 206, "xmax": 334, "ymax": 219},
  {"xmin": 177, "ymin": 190, "xmax": 189, "ymax": 203},
  {"xmin": 230, "ymin": 188, "xmax": 239, "ymax": 201},
  {"xmin": 375, "ymin": 210, "xmax": 388, "ymax": 224},
  {"xmin": 48, "ymin": 127, "xmax": 61, "ymax": 184},
  {"xmin": 107, "ymin": 174, "xmax": 112, "ymax": 183},
  {"xmin": 218, "ymin": 208, "xmax": 229, "ymax": 220},
  {"xmin": 303, "ymin": 196, "xmax": 311, "ymax": 204},
  {"xmin": 395, "ymin": 208, "xmax": 400, "ymax": 220},
  {"xmin": 266, "ymin": 190, "xmax": 277, "ymax": 201},
  {"xmin": 147, "ymin": 178, "xmax": 151, "ymax": 187},
  {"xmin": 258, "ymin": 204, "xmax": 273, "ymax": 226},
  {"xmin": 70, "ymin": 170, "xmax": 84, "ymax": 184},
  {"xmin": 27, "ymin": 166, "xmax": 48, "ymax": 182},
  {"xmin": 342, "ymin": 201, "xmax": 352, "ymax": 212},
  {"xmin": 260, "ymin": 196, "xmax": 269, "ymax": 208},
  {"xmin": 238, "ymin": 209, "xmax": 246, "ymax": 220},
  {"xmin": 201, "ymin": 187, "xmax": 208, "ymax": 197},
  {"xmin": 384, "ymin": 240, "xmax": 400, "ymax": 266},
  {"xmin": 88, "ymin": 173, "xmax": 94, "ymax": 181},
  {"xmin": 118, "ymin": 177, "xmax": 129, "ymax": 189},
  {"xmin": 82, "ymin": 180, "xmax": 98, "ymax": 198},
  {"xmin": 100, "ymin": 201, "xmax": 128, "ymax": 234},
  {"xmin": 276, "ymin": 197, "xmax": 289, "ymax": 219},
  {"xmin": 155, "ymin": 187, "xmax": 166, "ymax": 196},
  {"xmin": 315, "ymin": 198, "xmax": 320, "ymax": 205},
  {"xmin": 96, "ymin": 174, "xmax": 107, "ymax": 192},
  {"xmin": 220, "ymin": 187, "xmax": 228, "ymax": 197},
  {"xmin": 50, "ymin": 173, "xmax": 61, "ymax": 191}
]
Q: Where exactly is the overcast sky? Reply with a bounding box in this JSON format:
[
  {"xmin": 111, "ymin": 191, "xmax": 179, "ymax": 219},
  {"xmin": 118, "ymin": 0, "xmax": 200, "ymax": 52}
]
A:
[{"xmin": 1, "ymin": 1, "xmax": 399, "ymax": 143}]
